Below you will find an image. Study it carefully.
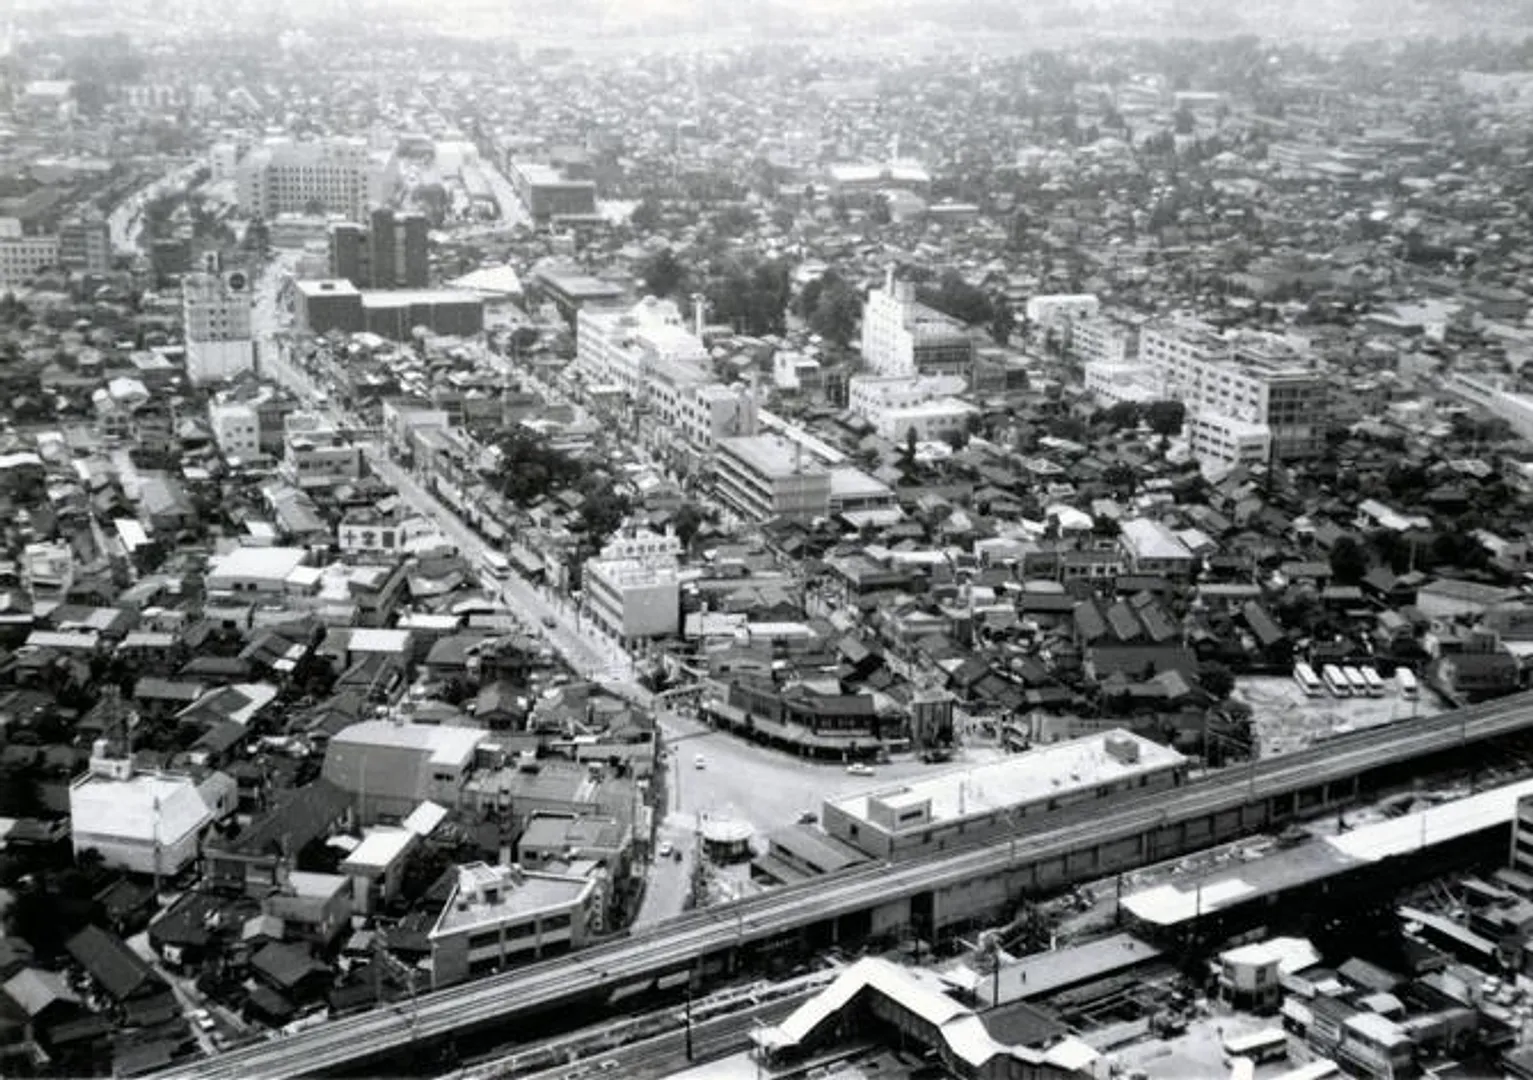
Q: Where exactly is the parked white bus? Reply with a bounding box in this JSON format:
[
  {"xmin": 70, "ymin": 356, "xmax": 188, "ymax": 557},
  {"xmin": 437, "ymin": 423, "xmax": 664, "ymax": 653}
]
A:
[
  {"xmin": 480, "ymin": 550, "xmax": 512, "ymax": 580},
  {"xmin": 1293, "ymin": 662, "xmax": 1324, "ymax": 697},
  {"xmin": 1321, "ymin": 665, "xmax": 1352, "ymax": 697},
  {"xmin": 1342, "ymin": 666, "xmax": 1371, "ymax": 696},
  {"xmin": 1222, "ymin": 1027, "xmax": 1289, "ymax": 1066},
  {"xmin": 1397, "ymin": 667, "xmax": 1419, "ymax": 700},
  {"xmin": 1360, "ymin": 667, "xmax": 1385, "ymax": 697},
  {"xmin": 1272, "ymin": 1061, "xmax": 1340, "ymax": 1080}
]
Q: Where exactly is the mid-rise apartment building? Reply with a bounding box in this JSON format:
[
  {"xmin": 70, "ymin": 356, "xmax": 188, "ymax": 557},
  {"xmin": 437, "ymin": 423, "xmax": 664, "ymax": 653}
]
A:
[
  {"xmin": 328, "ymin": 208, "xmax": 429, "ymax": 290},
  {"xmin": 236, "ymin": 137, "xmax": 397, "ymax": 222},
  {"xmin": 714, "ymin": 433, "xmax": 832, "ymax": 524},
  {"xmin": 428, "ymin": 862, "xmax": 597, "ymax": 987},
  {"xmin": 1070, "ymin": 312, "xmax": 1141, "ymax": 367},
  {"xmin": 1140, "ymin": 316, "xmax": 1325, "ymax": 468},
  {"xmin": 576, "ymin": 297, "xmax": 757, "ymax": 459},
  {"xmin": 847, "ymin": 373, "xmax": 976, "ymax": 442},
  {"xmin": 293, "ymin": 279, "xmax": 483, "ymax": 341},
  {"xmin": 1025, "ymin": 293, "xmax": 1099, "ymax": 330},
  {"xmin": 0, "ymin": 234, "xmax": 58, "ymax": 288},
  {"xmin": 581, "ymin": 526, "xmax": 682, "ymax": 646},
  {"xmin": 1445, "ymin": 372, "xmax": 1533, "ymax": 441},
  {"xmin": 58, "ymin": 212, "xmax": 110, "ymax": 274},
  {"xmin": 207, "ymin": 400, "xmax": 261, "ymax": 462},
  {"xmin": 508, "ymin": 162, "xmax": 597, "ymax": 222},
  {"xmin": 283, "ymin": 423, "xmax": 363, "ymax": 489},
  {"xmin": 860, "ymin": 271, "xmax": 974, "ymax": 379},
  {"xmin": 182, "ymin": 268, "xmax": 255, "ymax": 385}
]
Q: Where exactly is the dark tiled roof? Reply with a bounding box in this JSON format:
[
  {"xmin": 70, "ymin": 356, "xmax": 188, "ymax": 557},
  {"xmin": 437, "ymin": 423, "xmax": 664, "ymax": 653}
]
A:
[
  {"xmin": 219, "ymin": 779, "xmax": 350, "ymax": 857},
  {"xmin": 64, "ymin": 925, "xmax": 160, "ymax": 1001}
]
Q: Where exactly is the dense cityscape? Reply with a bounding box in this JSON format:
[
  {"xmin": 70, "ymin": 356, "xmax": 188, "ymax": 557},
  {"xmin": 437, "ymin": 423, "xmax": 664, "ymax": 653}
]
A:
[{"xmin": 2, "ymin": 2, "xmax": 1533, "ymax": 1079}]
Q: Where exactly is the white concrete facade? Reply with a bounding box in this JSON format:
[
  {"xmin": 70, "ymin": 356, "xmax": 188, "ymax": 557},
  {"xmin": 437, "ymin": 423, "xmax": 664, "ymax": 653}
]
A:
[
  {"xmin": 1025, "ymin": 293, "xmax": 1099, "ymax": 329},
  {"xmin": 0, "ymin": 235, "xmax": 58, "ymax": 287},
  {"xmin": 1140, "ymin": 316, "xmax": 1325, "ymax": 464},
  {"xmin": 713, "ymin": 434, "xmax": 832, "ymax": 524},
  {"xmin": 236, "ymin": 137, "xmax": 397, "ymax": 222},
  {"xmin": 582, "ymin": 526, "xmax": 682, "ymax": 643},
  {"xmin": 208, "ymin": 400, "xmax": 260, "ymax": 461},
  {"xmin": 576, "ymin": 297, "xmax": 757, "ymax": 453},
  {"xmin": 859, "ymin": 274, "xmax": 974, "ymax": 379},
  {"xmin": 183, "ymin": 270, "xmax": 255, "ymax": 385}
]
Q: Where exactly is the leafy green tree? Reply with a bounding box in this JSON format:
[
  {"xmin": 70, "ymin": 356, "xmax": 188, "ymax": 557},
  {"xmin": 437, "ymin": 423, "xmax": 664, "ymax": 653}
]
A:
[
  {"xmin": 629, "ymin": 197, "xmax": 662, "ymax": 232},
  {"xmin": 1198, "ymin": 661, "xmax": 1237, "ymax": 701},
  {"xmin": 577, "ymin": 488, "xmax": 632, "ymax": 547},
  {"xmin": 491, "ymin": 428, "xmax": 583, "ymax": 504},
  {"xmin": 673, "ymin": 503, "xmax": 707, "ymax": 549},
  {"xmin": 990, "ymin": 297, "xmax": 1014, "ymax": 345},
  {"xmin": 1329, "ymin": 535, "xmax": 1369, "ymax": 585},
  {"xmin": 640, "ymin": 247, "xmax": 687, "ymax": 299},
  {"xmin": 1144, "ymin": 400, "xmax": 1187, "ymax": 437},
  {"xmin": 807, "ymin": 275, "xmax": 861, "ymax": 347},
  {"xmin": 1100, "ymin": 402, "xmax": 1142, "ymax": 431},
  {"xmin": 917, "ymin": 271, "xmax": 993, "ymax": 326}
]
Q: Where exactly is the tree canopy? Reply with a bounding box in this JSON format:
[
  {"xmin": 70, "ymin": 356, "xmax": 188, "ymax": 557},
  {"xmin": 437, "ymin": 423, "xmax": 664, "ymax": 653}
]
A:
[
  {"xmin": 917, "ymin": 271, "xmax": 993, "ymax": 326},
  {"xmin": 796, "ymin": 270, "xmax": 862, "ymax": 347}
]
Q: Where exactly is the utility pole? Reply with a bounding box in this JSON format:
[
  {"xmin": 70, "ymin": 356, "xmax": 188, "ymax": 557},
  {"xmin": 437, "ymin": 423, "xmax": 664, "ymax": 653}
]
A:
[{"xmin": 684, "ymin": 982, "xmax": 694, "ymax": 1062}]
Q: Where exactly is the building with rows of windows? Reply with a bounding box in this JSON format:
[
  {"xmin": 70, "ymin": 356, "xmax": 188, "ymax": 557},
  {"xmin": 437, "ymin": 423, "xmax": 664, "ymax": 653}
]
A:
[
  {"xmin": 236, "ymin": 137, "xmax": 398, "ymax": 222},
  {"xmin": 859, "ymin": 271, "xmax": 974, "ymax": 379},
  {"xmin": 1138, "ymin": 315, "xmax": 1327, "ymax": 469}
]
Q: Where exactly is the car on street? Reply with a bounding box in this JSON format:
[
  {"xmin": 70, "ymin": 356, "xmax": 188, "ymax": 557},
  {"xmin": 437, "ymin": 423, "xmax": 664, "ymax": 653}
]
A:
[
  {"xmin": 657, "ymin": 841, "xmax": 674, "ymax": 857},
  {"xmin": 694, "ymin": 753, "xmax": 706, "ymax": 769},
  {"xmin": 541, "ymin": 614, "xmax": 558, "ymax": 628},
  {"xmin": 846, "ymin": 763, "xmax": 875, "ymax": 777},
  {"xmin": 191, "ymin": 1008, "xmax": 215, "ymax": 1032}
]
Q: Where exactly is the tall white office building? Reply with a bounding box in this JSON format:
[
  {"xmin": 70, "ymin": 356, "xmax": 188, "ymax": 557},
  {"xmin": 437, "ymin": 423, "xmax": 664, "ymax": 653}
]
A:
[
  {"xmin": 235, "ymin": 137, "xmax": 398, "ymax": 222},
  {"xmin": 859, "ymin": 269, "xmax": 973, "ymax": 379},
  {"xmin": 183, "ymin": 266, "xmax": 255, "ymax": 386}
]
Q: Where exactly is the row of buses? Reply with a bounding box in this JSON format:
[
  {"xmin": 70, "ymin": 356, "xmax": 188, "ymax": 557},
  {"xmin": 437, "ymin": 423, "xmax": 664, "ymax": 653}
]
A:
[{"xmin": 1293, "ymin": 662, "xmax": 1417, "ymax": 701}]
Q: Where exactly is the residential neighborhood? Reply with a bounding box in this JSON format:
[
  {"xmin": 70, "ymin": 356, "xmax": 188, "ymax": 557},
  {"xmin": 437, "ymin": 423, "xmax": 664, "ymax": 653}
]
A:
[{"xmin": 1, "ymin": 3, "xmax": 1533, "ymax": 1079}]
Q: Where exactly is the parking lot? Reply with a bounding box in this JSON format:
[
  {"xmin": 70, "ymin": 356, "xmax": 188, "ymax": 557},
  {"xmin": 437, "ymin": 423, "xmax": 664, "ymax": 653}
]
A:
[{"xmin": 1237, "ymin": 675, "xmax": 1447, "ymax": 758}]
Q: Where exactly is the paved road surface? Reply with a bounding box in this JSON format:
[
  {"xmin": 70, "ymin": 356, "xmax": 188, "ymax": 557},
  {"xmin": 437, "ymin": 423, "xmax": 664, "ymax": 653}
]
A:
[
  {"xmin": 251, "ymin": 259, "xmax": 634, "ymax": 689},
  {"xmin": 108, "ymin": 162, "xmax": 205, "ymax": 255}
]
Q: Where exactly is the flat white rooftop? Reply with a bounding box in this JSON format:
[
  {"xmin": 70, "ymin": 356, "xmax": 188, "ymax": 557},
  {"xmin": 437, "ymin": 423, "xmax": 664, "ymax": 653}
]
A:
[
  {"xmin": 718, "ymin": 434, "xmax": 828, "ymax": 479},
  {"xmin": 330, "ymin": 720, "xmax": 487, "ymax": 768},
  {"xmin": 828, "ymin": 731, "xmax": 1184, "ymax": 829},
  {"xmin": 207, "ymin": 545, "xmax": 308, "ymax": 583},
  {"xmin": 342, "ymin": 827, "xmax": 415, "ymax": 871}
]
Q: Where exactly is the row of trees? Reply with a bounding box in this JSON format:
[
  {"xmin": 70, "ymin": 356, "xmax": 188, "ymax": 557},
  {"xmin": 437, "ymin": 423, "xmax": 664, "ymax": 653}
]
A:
[{"xmin": 639, "ymin": 246, "xmax": 792, "ymax": 337}]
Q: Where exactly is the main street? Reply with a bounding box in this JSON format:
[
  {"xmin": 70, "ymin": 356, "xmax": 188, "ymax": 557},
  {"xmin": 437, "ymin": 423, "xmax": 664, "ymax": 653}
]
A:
[
  {"xmin": 108, "ymin": 161, "xmax": 206, "ymax": 256},
  {"xmin": 250, "ymin": 259, "xmax": 636, "ymax": 691}
]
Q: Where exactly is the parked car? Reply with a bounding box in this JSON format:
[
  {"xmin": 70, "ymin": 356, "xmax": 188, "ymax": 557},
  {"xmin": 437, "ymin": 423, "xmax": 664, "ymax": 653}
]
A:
[
  {"xmin": 657, "ymin": 841, "xmax": 674, "ymax": 857},
  {"xmin": 846, "ymin": 763, "xmax": 875, "ymax": 777}
]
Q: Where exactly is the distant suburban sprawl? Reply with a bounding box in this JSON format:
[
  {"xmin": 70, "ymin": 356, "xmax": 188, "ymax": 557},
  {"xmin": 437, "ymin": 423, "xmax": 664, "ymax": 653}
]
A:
[{"xmin": 1, "ymin": 7, "xmax": 1533, "ymax": 1080}]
